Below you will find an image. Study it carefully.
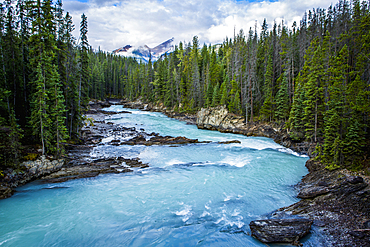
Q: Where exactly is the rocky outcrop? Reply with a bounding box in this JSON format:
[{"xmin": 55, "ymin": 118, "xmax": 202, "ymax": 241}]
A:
[
  {"xmin": 249, "ymin": 218, "xmax": 313, "ymax": 245},
  {"xmin": 118, "ymin": 101, "xmax": 315, "ymax": 155},
  {"xmin": 196, "ymin": 106, "xmax": 316, "ymax": 157},
  {"xmin": 248, "ymin": 160, "xmax": 370, "ymax": 246},
  {"xmin": 41, "ymin": 157, "xmax": 148, "ymax": 183},
  {"xmin": 0, "ymin": 156, "xmax": 64, "ymax": 199},
  {"xmin": 87, "ymin": 100, "xmax": 112, "ymax": 113},
  {"xmin": 118, "ymin": 135, "xmax": 210, "ymax": 146},
  {"xmin": 278, "ymin": 159, "xmax": 370, "ymax": 246},
  {"xmin": 196, "ymin": 106, "xmax": 245, "ymax": 131},
  {"xmin": 22, "ymin": 156, "xmax": 64, "ymax": 177}
]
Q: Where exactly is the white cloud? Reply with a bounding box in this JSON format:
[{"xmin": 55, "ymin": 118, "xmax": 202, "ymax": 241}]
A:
[{"xmin": 64, "ymin": 0, "xmax": 335, "ymax": 51}]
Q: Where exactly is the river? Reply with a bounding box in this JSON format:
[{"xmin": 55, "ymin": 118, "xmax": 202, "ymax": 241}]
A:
[{"xmin": 0, "ymin": 106, "xmax": 311, "ymax": 246}]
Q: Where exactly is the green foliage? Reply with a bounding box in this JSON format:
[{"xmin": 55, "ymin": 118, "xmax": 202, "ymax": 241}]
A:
[
  {"xmin": 220, "ymin": 81, "xmax": 228, "ymax": 106},
  {"xmin": 24, "ymin": 153, "xmax": 38, "ymax": 161},
  {"xmin": 343, "ymin": 118, "xmax": 366, "ymax": 169},
  {"xmin": 260, "ymin": 55, "xmax": 273, "ymax": 121},
  {"xmin": 287, "ymin": 78, "xmax": 305, "ymax": 131},
  {"xmin": 275, "ymin": 74, "xmax": 289, "ymax": 122},
  {"xmin": 212, "ymin": 83, "xmax": 220, "ymax": 107},
  {"xmin": 0, "ymin": 0, "xmax": 370, "ymax": 172}
]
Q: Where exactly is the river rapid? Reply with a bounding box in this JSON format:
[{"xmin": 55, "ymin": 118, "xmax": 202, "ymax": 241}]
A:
[{"xmin": 0, "ymin": 106, "xmax": 310, "ymax": 246}]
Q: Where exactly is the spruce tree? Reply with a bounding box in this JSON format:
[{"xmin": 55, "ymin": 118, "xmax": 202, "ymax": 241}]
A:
[
  {"xmin": 212, "ymin": 83, "xmax": 220, "ymax": 107},
  {"xmin": 287, "ymin": 75, "xmax": 305, "ymax": 140},
  {"xmin": 8, "ymin": 108, "xmax": 23, "ymax": 165},
  {"xmin": 78, "ymin": 13, "xmax": 89, "ymax": 133},
  {"xmin": 275, "ymin": 73, "xmax": 289, "ymax": 122},
  {"xmin": 302, "ymin": 40, "xmax": 325, "ymax": 143},
  {"xmin": 220, "ymin": 81, "xmax": 228, "ymax": 106},
  {"xmin": 260, "ymin": 55, "xmax": 273, "ymax": 121},
  {"xmin": 30, "ymin": 62, "xmax": 50, "ymax": 155}
]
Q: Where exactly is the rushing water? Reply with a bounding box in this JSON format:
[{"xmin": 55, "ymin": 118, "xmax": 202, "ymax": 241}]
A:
[{"xmin": 0, "ymin": 106, "xmax": 311, "ymax": 246}]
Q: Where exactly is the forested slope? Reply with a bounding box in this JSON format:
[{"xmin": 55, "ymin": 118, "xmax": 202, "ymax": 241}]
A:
[
  {"xmin": 94, "ymin": 0, "xmax": 369, "ymax": 171},
  {"xmin": 0, "ymin": 0, "xmax": 369, "ymax": 174}
]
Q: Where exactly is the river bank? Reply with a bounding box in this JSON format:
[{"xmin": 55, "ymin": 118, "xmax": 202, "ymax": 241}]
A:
[{"xmin": 120, "ymin": 98, "xmax": 370, "ymax": 246}]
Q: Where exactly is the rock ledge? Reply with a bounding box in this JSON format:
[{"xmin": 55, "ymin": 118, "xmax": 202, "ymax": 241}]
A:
[{"xmin": 249, "ymin": 218, "xmax": 313, "ymax": 246}]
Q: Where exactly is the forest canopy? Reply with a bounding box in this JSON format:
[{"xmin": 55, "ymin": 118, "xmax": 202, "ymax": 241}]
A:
[{"xmin": 0, "ymin": 0, "xmax": 369, "ymax": 172}]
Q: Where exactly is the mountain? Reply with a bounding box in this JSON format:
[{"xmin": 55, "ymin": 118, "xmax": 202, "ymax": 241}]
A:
[{"xmin": 113, "ymin": 38, "xmax": 175, "ymax": 63}]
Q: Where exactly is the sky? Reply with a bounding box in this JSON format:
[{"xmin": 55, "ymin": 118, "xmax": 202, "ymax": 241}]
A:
[{"xmin": 63, "ymin": 0, "xmax": 335, "ymax": 51}]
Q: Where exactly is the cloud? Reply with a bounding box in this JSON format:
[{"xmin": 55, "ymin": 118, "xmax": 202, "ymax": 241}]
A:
[{"xmin": 63, "ymin": 0, "xmax": 335, "ymax": 51}]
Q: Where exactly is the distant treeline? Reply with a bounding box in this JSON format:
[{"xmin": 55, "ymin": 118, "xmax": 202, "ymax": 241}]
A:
[{"xmin": 0, "ymin": 0, "xmax": 369, "ymax": 172}]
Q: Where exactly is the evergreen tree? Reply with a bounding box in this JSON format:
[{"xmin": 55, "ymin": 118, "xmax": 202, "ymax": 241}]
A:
[
  {"xmin": 322, "ymin": 45, "xmax": 349, "ymax": 167},
  {"xmin": 30, "ymin": 62, "xmax": 50, "ymax": 155},
  {"xmin": 287, "ymin": 75, "xmax": 305, "ymax": 140},
  {"xmin": 8, "ymin": 108, "xmax": 23, "ymax": 165},
  {"xmin": 220, "ymin": 81, "xmax": 228, "ymax": 106},
  {"xmin": 275, "ymin": 73, "xmax": 289, "ymax": 122},
  {"xmin": 78, "ymin": 13, "xmax": 89, "ymax": 133},
  {"xmin": 260, "ymin": 55, "xmax": 273, "ymax": 121},
  {"xmin": 302, "ymin": 40, "xmax": 325, "ymax": 143},
  {"xmin": 212, "ymin": 83, "xmax": 220, "ymax": 107}
]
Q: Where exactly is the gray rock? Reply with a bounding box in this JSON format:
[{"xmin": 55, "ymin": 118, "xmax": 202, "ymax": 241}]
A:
[
  {"xmin": 250, "ymin": 218, "xmax": 313, "ymax": 244},
  {"xmin": 297, "ymin": 186, "xmax": 330, "ymax": 199},
  {"xmin": 346, "ymin": 176, "xmax": 364, "ymax": 184},
  {"xmin": 0, "ymin": 186, "xmax": 14, "ymax": 199},
  {"xmin": 196, "ymin": 105, "xmax": 246, "ymax": 130}
]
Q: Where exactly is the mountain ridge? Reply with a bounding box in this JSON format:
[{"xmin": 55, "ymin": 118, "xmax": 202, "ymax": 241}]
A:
[{"xmin": 113, "ymin": 38, "xmax": 175, "ymax": 63}]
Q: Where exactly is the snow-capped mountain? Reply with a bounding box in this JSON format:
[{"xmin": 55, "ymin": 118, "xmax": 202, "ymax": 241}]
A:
[{"xmin": 113, "ymin": 38, "xmax": 175, "ymax": 63}]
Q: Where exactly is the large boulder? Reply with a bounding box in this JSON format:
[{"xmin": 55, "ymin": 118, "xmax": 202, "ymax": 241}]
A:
[
  {"xmin": 196, "ymin": 105, "xmax": 229, "ymax": 129},
  {"xmin": 250, "ymin": 218, "xmax": 313, "ymax": 245},
  {"xmin": 22, "ymin": 155, "xmax": 64, "ymax": 177},
  {"xmin": 196, "ymin": 105, "xmax": 246, "ymax": 130}
]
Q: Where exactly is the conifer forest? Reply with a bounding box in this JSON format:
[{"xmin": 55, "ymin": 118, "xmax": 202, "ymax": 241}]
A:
[{"xmin": 0, "ymin": 0, "xmax": 369, "ymax": 173}]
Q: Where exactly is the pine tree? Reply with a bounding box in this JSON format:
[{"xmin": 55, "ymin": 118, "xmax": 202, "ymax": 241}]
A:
[
  {"xmin": 30, "ymin": 62, "xmax": 50, "ymax": 155},
  {"xmin": 232, "ymin": 90, "xmax": 241, "ymax": 114},
  {"xmin": 48, "ymin": 62, "xmax": 68, "ymax": 157},
  {"xmin": 212, "ymin": 83, "xmax": 220, "ymax": 107},
  {"xmin": 220, "ymin": 81, "xmax": 228, "ymax": 106},
  {"xmin": 260, "ymin": 55, "xmax": 274, "ymax": 122},
  {"xmin": 287, "ymin": 75, "xmax": 305, "ymax": 140},
  {"xmin": 275, "ymin": 73, "xmax": 289, "ymax": 122},
  {"xmin": 205, "ymin": 80, "xmax": 213, "ymax": 107},
  {"xmin": 302, "ymin": 40, "xmax": 325, "ymax": 143},
  {"xmin": 322, "ymin": 45, "xmax": 349, "ymax": 167},
  {"xmin": 8, "ymin": 108, "xmax": 23, "ymax": 165},
  {"xmin": 342, "ymin": 117, "xmax": 366, "ymax": 169},
  {"xmin": 78, "ymin": 13, "xmax": 89, "ymax": 133}
]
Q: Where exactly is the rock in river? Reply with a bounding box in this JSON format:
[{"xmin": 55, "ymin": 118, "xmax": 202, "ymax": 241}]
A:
[{"xmin": 249, "ymin": 218, "xmax": 313, "ymax": 245}]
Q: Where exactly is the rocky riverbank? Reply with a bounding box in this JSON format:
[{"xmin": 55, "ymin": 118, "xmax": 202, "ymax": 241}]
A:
[
  {"xmin": 0, "ymin": 156, "xmax": 64, "ymax": 199},
  {"xmin": 195, "ymin": 105, "xmax": 370, "ymax": 246},
  {"xmin": 121, "ymin": 99, "xmax": 315, "ymax": 156},
  {"xmin": 0, "ymin": 100, "xmax": 234, "ymax": 199},
  {"xmin": 2, "ymin": 99, "xmax": 369, "ymax": 246},
  {"xmin": 119, "ymin": 99, "xmax": 370, "ymax": 246}
]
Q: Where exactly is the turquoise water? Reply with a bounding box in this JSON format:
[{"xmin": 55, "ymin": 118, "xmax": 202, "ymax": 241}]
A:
[{"xmin": 0, "ymin": 106, "xmax": 310, "ymax": 246}]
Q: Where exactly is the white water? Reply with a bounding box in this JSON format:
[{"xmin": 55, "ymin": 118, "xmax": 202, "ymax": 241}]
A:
[{"xmin": 0, "ymin": 106, "xmax": 312, "ymax": 246}]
